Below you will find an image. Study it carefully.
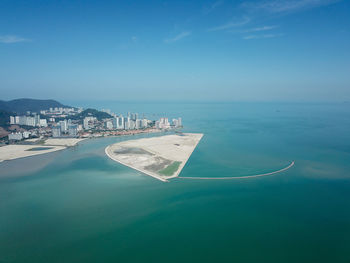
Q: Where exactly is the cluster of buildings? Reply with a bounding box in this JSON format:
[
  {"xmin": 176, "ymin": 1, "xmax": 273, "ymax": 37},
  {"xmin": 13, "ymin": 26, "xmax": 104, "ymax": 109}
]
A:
[
  {"xmin": 6, "ymin": 107, "xmax": 183, "ymax": 142},
  {"xmin": 155, "ymin": 117, "xmax": 182, "ymax": 129},
  {"xmin": 10, "ymin": 114, "xmax": 47, "ymax": 127},
  {"xmin": 40, "ymin": 107, "xmax": 83, "ymax": 116}
]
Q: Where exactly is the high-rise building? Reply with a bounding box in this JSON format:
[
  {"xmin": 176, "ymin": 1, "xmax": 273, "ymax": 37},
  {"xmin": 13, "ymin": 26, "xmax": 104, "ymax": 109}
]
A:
[
  {"xmin": 83, "ymin": 118, "xmax": 90, "ymax": 130},
  {"xmin": 34, "ymin": 114, "xmax": 40, "ymax": 126},
  {"xmin": 26, "ymin": 116, "xmax": 36, "ymax": 126},
  {"xmin": 52, "ymin": 127, "xmax": 61, "ymax": 137},
  {"xmin": 156, "ymin": 118, "xmax": 170, "ymax": 129},
  {"xmin": 105, "ymin": 121, "xmax": 113, "ymax": 130},
  {"xmin": 39, "ymin": 119, "xmax": 48, "ymax": 127},
  {"xmin": 68, "ymin": 124, "xmax": 78, "ymax": 137},
  {"xmin": 117, "ymin": 116, "xmax": 124, "ymax": 129},
  {"xmin": 124, "ymin": 117, "xmax": 130, "ymax": 130},
  {"xmin": 59, "ymin": 120, "xmax": 68, "ymax": 132},
  {"xmin": 83, "ymin": 117, "xmax": 96, "ymax": 130},
  {"xmin": 10, "ymin": 116, "xmax": 15, "ymax": 124},
  {"xmin": 142, "ymin": 119, "xmax": 148, "ymax": 128},
  {"xmin": 135, "ymin": 119, "xmax": 142, "ymax": 129},
  {"xmin": 129, "ymin": 120, "xmax": 136, "ymax": 129}
]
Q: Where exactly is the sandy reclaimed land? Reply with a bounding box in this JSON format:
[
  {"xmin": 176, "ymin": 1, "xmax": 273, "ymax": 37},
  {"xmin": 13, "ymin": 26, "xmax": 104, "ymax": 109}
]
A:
[
  {"xmin": 105, "ymin": 133, "xmax": 203, "ymax": 182},
  {"xmin": 0, "ymin": 145, "xmax": 66, "ymax": 162},
  {"xmin": 44, "ymin": 138, "xmax": 85, "ymax": 146}
]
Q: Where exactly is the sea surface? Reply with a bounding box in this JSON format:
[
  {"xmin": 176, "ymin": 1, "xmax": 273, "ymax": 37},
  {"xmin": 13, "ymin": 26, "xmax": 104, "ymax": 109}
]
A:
[{"xmin": 1, "ymin": 102, "xmax": 350, "ymax": 263}]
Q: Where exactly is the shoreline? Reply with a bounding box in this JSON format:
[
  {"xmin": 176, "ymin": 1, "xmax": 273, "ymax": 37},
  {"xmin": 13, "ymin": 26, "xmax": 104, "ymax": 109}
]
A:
[
  {"xmin": 0, "ymin": 129, "xmax": 165, "ymax": 163},
  {"xmin": 105, "ymin": 145, "xmax": 168, "ymax": 182},
  {"xmin": 0, "ymin": 145, "xmax": 67, "ymax": 162},
  {"xmin": 105, "ymin": 133, "xmax": 203, "ymax": 182},
  {"xmin": 177, "ymin": 161, "xmax": 295, "ymax": 180}
]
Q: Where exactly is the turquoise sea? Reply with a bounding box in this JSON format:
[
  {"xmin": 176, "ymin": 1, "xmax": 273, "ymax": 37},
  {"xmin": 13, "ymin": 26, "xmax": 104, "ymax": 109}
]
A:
[{"xmin": 1, "ymin": 102, "xmax": 350, "ymax": 263}]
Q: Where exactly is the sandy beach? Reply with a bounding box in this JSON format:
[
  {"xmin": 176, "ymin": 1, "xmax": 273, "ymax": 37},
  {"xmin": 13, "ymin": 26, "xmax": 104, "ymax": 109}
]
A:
[
  {"xmin": 0, "ymin": 145, "xmax": 66, "ymax": 162},
  {"xmin": 0, "ymin": 138, "xmax": 85, "ymax": 162},
  {"xmin": 44, "ymin": 138, "xmax": 85, "ymax": 146}
]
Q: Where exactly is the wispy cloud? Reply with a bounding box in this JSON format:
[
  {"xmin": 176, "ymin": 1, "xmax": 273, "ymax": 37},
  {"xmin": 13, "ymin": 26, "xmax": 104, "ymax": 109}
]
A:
[
  {"xmin": 164, "ymin": 31, "xmax": 191, "ymax": 43},
  {"xmin": 131, "ymin": 36, "xmax": 138, "ymax": 43},
  {"xmin": 208, "ymin": 17, "xmax": 251, "ymax": 31},
  {"xmin": 242, "ymin": 0, "xmax": 341, "ymax": 14},
  {"xmin": 202, "ymin": 1, "xmax": 224, "ymax": 15},
  {"xmin": 243, "ymin": 25, "xmax": 278, "ymax": 32},
  {"xmin": 243, "ymin": 33, "xmax": 284, "ymax": 40},
  {"xmin": 0, "ymin": 35, "xmax": 31, "ymax": 44}
]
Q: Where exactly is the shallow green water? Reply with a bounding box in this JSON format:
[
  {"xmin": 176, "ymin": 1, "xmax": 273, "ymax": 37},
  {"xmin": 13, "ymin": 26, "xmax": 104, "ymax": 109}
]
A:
[{"xmin": 1, "ymin": 102, "xmax": 350, "ymax": 262}]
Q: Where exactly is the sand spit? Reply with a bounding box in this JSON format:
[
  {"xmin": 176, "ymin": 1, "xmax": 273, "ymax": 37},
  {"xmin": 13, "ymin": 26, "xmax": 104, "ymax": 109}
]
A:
[
  {"xmin": 105, "ymin": 133, "xmax": 203, "ymax": 182},
  {"xmin": 44, "ymin": 138, "xmax": 85, "ymax": 146},
  {"xmin": 0, "ymin": 138, "xmax": 85, "ymax": 163},
  {"xmin": 0, "ymin": 145, "xmax": 66, "ymax": 162}
]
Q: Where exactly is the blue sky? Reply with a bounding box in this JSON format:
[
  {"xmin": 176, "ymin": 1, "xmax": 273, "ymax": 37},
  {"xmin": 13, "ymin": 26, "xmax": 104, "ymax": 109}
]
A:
[{"xmin": 0, "ymin": 0, "xmax": 349, "ymax": 102}]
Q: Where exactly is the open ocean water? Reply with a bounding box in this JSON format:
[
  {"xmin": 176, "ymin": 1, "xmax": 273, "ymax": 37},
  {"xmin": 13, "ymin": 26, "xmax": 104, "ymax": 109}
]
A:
[{"xmin": 0, "ymin": 102, "xmax": 350, "ymax": 263}]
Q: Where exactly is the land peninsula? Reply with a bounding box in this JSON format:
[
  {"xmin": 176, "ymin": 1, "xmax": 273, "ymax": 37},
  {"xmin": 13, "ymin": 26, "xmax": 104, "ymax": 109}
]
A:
[
  {"xmin": 105, "ymin": 133, "xmax": 203, "ymax": 182},
  {"xmin": 0, "ymin": 138, "xmax": 84, "ymax": 162}
]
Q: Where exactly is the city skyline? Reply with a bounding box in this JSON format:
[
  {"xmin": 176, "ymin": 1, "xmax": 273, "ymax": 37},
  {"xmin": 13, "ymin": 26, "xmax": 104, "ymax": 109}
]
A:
[{"xmin": 1, "ymin": 0, "xmax": 349, "ymax": 102}]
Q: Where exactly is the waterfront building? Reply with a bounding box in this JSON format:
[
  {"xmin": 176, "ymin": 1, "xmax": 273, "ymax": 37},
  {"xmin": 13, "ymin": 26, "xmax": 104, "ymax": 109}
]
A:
[
  {"xmin": 34, "ymin": 114, "xmax": 40, "ymax": 126},
  {"xmin": 68, "ymin": 124, "xmax": 78, "ymax": 137},
  {"xmin": 22, "ymin": 131, "xmax": 31, "ymax": 139},
  {"xmin": 117, "ymin": 116, "xmax": 124, "ymax": 129},
  {"xmin": 135, "ymin": 119, "xmax": 142, "ymax": 129},
  {"xmin": 130, "ymin": 113, "xmax": 138, "ymax": 121},
  {"xmin": 8, "ymin": 132, "xmax": 23, "ymax": 141},
  {"xmin": 142, "ymin": 119, "xmax": 148, "ymax": 128},
  {"xmin": 124, "ymin": 117, "xmax": 130, "ymax": 130},
  {"xmin": 105, "ymin": 121, "xmax": 113, "ymax": 130},
  {"xmin": 59, "ymin": 120, "xmax": 68, "ymax": 132},
  {"xmin": 112, "ymin": 118, "xmax": 117, "ymax": 129},
  {"xmin": 156, "ymin": 118, "xmax": 170, "ymax": 129},
  {"xmin": 26, "ymin": 116, "xmax": 36, "ymax": 126},
  {"xmin": 39, "ymin": 119, "xmax": 48, "ymax": 127},
  {"xmin": 10, "ymin": 116, "xmax": 15, "ymax": 125},
  {"xmin": 83, "ymin": 118, "xmax": 90, "ymax": 130},
  {"xmin": 52, "ymin": 127, "xmax": 61, "ymax": 137}
]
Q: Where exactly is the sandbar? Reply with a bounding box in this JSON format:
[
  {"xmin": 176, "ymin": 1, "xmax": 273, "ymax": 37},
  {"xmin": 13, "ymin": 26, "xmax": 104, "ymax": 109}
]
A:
[
  {"xmin": 44, "ymin": 138, "xmax": 85, "ymax": 146},
  {"xmin": 105, "ymin": 133, "xmax": 203, "ymax": 182},
  {"xmin": 0, "ymin": 145, "xmax": 66, "ymax": 162}
]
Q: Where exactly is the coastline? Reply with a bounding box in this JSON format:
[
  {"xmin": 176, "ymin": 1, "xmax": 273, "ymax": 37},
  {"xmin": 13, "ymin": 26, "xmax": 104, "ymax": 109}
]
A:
[
  {"xmin": 0, "ymin": 144, "xmax": 67, "ymax": 162},
  {"xmin": 0, "ymin": 128, "xmax": 164, "ymax": 163},
  {"xmin": 105, "ymin": 145, "xmax": 169, "ymax": 182},
  {"xmin": 105, "ymin": 133, "xmax": 203, "ymax": 182}
]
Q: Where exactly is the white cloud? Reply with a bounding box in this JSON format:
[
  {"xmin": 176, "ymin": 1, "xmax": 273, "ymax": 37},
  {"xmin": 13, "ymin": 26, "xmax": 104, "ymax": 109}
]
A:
[
  {"xmin": 202, "ymin": 1, "xmax": 224, "ymax": 15},
  {"xmin": 243, "ymin": 33, "xmax": 284, "ymax": 39},
  {"xmin": 164, "ymin": 31, "xmax": 191, "ymax": 43},
  {"xmin": 208, "ymin": 17, "xmax": 251, "ymax": 31},
  {"xmin": 242, "ymin": 0, "xmax": 341, "ymax": 14},
  {"xmin": 243, "ymin": 25, "xmax": 278, "ymax": 32},
  {"xmin": 0, "ymin": 35, "xmax": 31, "ymax": 44}
]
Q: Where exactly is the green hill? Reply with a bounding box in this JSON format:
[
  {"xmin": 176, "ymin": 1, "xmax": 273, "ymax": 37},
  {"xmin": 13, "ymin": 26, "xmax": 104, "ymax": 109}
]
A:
[
  {"xmin": 71, "ymin": 108, "xmax": 113, "ymax": 121},
  {"xmin": 0, "ymin": 110, "xmax": 14, "ymax": 127},
  {"xmin": 0, "ymin": 98, "xmax": 71, "ymax": 114}
]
